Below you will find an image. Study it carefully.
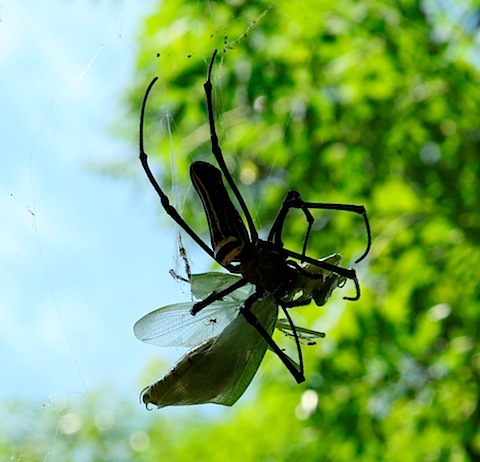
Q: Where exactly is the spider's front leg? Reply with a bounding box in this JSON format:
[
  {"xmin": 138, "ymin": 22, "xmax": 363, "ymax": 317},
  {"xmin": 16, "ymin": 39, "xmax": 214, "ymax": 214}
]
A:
[
  {"xmin": 203, "ymin": 49, "xmax": 258, "ymax": 243},
  {"xmin": 268, "ymin": 191, "xmax": 314, "ymax": 260},
  {"xmin": 268, "ymin": 190, "xmax": 372, "ymax": 264},
  {"xmin": 139, "ymin": 76, "xmax": 217, "ymax": 263}
]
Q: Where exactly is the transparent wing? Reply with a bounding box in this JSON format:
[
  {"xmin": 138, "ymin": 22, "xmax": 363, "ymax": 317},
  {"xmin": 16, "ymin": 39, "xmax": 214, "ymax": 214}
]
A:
[
  {"xmin": 134, "ymin": 300, "xmax": 242, "ymax": 347},
  {"xmin": 276, "ymin": 319, "xmax": 326, "ymax": 345},
  {"xmin": 134, "ymin": 272, "xmax": 255, "ymax": 348},
  {"xmin": 190, "ymin": 272, "xmax": 252, "ymax": 301}
]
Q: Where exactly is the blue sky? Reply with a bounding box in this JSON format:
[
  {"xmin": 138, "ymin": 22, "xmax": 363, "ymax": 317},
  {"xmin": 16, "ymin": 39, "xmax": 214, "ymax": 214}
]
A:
[{"xmin": 0, "ymin": 0, "xmax": 209, "ymax": 402}]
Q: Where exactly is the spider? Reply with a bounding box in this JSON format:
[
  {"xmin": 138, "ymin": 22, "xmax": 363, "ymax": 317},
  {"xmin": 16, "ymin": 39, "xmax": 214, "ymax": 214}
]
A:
[{"xmin": 139, "ymin": 49, "xmax": 371, "ymax": 383}]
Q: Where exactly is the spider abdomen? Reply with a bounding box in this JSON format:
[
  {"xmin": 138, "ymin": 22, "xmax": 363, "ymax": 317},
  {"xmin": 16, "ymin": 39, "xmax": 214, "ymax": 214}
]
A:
[{"xmin": 191, "ymin": 161, "xmax": 249, "ymax": 266}]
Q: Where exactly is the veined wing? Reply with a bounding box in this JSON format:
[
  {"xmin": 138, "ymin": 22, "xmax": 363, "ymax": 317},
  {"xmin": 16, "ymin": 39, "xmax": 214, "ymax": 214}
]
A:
[
  {"xmin": 276, "ymin": 319, "xmax": 326, "ymax": 344},
  {"xmin": 190, "ymin": 272, "xmax": 253, "ymax": 301},
  {"xmin": 134, "ymin": 300, "xmax": 239, "ymax": 347},
  {"xmin": 134, "ymin": 272, "xmax": 254, "ymax": 348}
]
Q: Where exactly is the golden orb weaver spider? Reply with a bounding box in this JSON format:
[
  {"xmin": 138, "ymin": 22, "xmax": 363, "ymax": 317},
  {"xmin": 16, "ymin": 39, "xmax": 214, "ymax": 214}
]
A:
[{"xmin": 138, "ymin": 49, "xmax": 371, "ymax": 387}]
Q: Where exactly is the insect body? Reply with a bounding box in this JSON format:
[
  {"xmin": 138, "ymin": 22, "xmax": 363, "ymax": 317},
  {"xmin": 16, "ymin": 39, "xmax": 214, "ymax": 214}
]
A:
[
  {"xmin": 136, "ymin": 50, "xmax": 371, "ymax": 407},
  {"xmin": 139, "ymin": 284, "xmax": 278, "ymax": 408}
]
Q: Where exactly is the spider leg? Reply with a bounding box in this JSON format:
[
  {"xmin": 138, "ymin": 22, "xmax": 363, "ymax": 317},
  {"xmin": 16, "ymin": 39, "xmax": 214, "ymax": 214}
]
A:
[
  {"xmin": 279, "ymin": 297, "xmax": 313, "ymax": 309},
  {"xmin": 240, "ymin": 290, "xmax": 305, "ymax": 384},
  {"xmin": 287, "ymin": 259, "xmax": 338, "ymax": 281},
  {"xmin": 268, "ymin": 190, "xmax": 371, "ymax": 264},
  {"xmin": 190, "ymin": 277, "xmax": 248, "ymax": 315},
  {"xmin": 203, "ymin": 50, "xmax": 259, "ymax": 244},
  {"xmin": 277, "ymin": 301, "xmax": 304, "ymax": 380},
  {"xmin": 302, "ymin": 200, "xmax": 371, "ymax": 263},
  {"xmin": 268, "ymin": 191, "xmax": 314, "ymax": 261},
  {"xmin": 139, "ymin": 76, "xmax": 237, "ymax": 272}
]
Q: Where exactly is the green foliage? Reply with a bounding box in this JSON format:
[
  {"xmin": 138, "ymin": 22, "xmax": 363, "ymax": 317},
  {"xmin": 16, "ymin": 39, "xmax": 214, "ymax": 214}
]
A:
[
  {"xmin": 128, "ymin": 0, "xmax": 480, "ymax": 459},
  {"xmin": 5, "ymin": 0, "xmax": 479, "ymax": 460}
]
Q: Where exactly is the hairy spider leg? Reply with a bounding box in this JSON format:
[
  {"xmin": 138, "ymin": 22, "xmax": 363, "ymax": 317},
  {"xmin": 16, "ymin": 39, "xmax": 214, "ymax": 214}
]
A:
[
  {"xmin": 268, "ymin": 191, "xmax": 314, "ymax": 261},
  {"xmin": 204, "ymin": 49, "xmax": 259, "ymax": 244},
  {"xmin": 269, "ymin": 190, "xmax": 372, "ymax": 264},
  {"xmin": 139, "ymin": 75, "xmax": 238, "ymax": 273},
  {"xmin": 298, "ymin": 201, "xmax": 371, "ymax": 263}
]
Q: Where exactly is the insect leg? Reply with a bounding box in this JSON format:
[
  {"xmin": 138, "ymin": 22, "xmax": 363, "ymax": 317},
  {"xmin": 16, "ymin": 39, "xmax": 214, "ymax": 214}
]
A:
[
  {"xmin": 279, "ymin": 246, "xmax": 361, "ymax": 301},
  {"xmin": 240, "ymin": 291, "xmax": 305, "ymax": 384}
]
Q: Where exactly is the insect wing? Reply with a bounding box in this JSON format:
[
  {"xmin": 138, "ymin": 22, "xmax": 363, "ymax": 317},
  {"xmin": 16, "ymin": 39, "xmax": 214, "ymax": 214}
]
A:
[
  {"xmin": 134, "ymin": 272, "xmax": 253, "ymax": 348},
  {"xmin": 141, "ymin": 294, "xmax": 278, "ymax": 408},
  {"xmin": 276, "ymin": 319, "xmax": 326, "ymax": 343},
  {"xmin": 190, "ymin": 272, "xmax": 253, "ymax": 301},
  {"xmin": 134, "ymin": 300, "xmax": 239, "ymax": 348}
]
